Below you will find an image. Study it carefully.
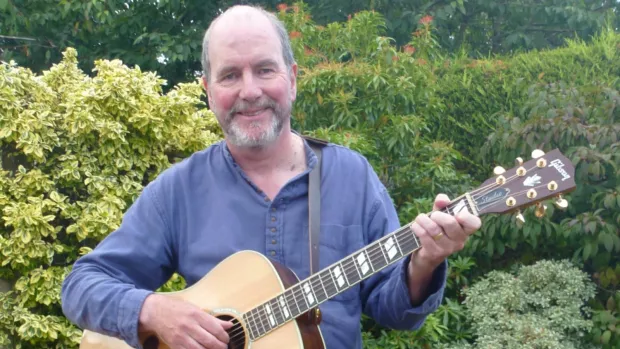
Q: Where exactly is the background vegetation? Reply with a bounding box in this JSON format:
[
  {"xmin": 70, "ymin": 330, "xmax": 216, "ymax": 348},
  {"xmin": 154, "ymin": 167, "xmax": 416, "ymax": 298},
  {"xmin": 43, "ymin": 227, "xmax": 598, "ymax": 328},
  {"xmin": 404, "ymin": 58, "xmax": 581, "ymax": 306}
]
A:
[{"xmin": 0, "ymin": 1, "xmax": 619, "ymax": 348}]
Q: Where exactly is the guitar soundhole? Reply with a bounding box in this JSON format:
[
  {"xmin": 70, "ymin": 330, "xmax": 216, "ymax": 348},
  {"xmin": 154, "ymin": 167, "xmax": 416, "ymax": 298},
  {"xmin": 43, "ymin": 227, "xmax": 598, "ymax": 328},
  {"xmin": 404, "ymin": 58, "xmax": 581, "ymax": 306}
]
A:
[
  {"xmin": 218, "ymin": 314, "xmax": 247, "ymax": 349},
  {"xmin": 143, "ymin": 335, "xmax": 159, "ymax": 349}
]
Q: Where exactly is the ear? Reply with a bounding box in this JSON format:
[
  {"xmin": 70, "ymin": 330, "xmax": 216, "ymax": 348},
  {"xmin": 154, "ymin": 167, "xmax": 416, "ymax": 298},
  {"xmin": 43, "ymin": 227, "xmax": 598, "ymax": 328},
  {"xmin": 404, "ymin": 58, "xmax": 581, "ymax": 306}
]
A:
[
  {"xmin": 201, "ymin": 76, "xmax": 214, "ymax": 106},
  {"xmin": 289, "ymin": 63, "xmax": 298, "ymax": 101}
]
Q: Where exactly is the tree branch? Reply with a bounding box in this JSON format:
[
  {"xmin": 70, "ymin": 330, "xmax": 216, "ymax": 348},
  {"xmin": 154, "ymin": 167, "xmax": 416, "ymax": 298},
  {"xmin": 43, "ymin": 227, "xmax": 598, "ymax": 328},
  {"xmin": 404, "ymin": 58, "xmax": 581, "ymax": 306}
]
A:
[{"xmin": 0, "ymin": 35, "xmax": 37, "ymax": 41}]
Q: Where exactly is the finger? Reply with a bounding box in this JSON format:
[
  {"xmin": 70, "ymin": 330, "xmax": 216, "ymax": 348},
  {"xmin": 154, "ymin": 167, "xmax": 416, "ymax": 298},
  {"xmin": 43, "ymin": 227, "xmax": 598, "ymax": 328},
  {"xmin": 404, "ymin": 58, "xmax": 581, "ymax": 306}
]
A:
[
  {"xmin": 410, "ymin": 221, "xmax": 444, "ymax": 263},
  {"xmin": 189, "ymin": 325, "xmax": 227, "ymax": 349},
  {"xmin": 219, "ymin": 319, "xmax": 234, "ymax": 330},
  {"xmin": 197, "ymin": 315, "xmax": 230, "ymax": 345},
  {"xmin": 429, "ymin": 211, "xmax": 467, "ymax": 242},
  {"xmin": 456, "ymin": 211, "xmax": 482, "ymax": 235},
  {"xmin": 415, "ymin": 213, "xmax": 444, "ymax": 241},
  {"xmin": 432, "ymin": 194, "xmax": 451, "ymax": 212}
]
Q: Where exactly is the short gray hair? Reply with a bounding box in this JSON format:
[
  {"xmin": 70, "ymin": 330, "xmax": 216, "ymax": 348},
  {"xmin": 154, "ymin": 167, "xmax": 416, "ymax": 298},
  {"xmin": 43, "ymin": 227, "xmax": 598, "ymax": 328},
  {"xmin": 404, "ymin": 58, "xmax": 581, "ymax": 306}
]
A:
[{"xmin": 201, "ymin": 5, "xmax": 296, "ymax": 82}]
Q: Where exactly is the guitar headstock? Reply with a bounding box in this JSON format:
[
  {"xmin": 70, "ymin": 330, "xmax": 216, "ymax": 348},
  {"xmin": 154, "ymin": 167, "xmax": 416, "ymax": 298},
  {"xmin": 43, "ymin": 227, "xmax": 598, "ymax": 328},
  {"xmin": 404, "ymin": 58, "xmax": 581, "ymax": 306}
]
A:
[{"xmin": 472, "ymin": 149, "xmax": 576, "ymax": 222}]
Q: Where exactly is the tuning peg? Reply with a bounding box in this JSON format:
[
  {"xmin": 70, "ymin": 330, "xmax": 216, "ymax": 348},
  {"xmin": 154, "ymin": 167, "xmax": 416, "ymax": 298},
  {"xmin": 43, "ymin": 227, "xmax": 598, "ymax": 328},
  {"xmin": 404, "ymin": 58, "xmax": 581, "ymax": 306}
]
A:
[
  {"xmin": 535, "ymin": 202, "xmax": 547, "ymax": 218},
  {"xmin": 515, "ymin": 157, "xmax": 524, "ymax": 166},
  {"xmin": 493, "ymin": 166, "xmax": 506, "ymax": 175},
  {"xmin": 554, "ymin": 195, "xmax": 568, "ymax": 209},
  {"xmin": 515, "ymin": 210, "xmax": 525, "ymax": 227},
  {"xmin": 531, "ymin": 149, "xmax": 545, "ymax": 159}
]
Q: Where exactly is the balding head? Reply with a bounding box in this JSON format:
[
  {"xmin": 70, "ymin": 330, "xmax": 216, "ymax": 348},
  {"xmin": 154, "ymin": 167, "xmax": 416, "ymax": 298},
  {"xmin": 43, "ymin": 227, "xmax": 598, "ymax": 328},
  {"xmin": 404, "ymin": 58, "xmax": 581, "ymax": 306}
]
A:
[{"xmin": 201, "ymin": 5, "xmax": 296, "ymax": 82}]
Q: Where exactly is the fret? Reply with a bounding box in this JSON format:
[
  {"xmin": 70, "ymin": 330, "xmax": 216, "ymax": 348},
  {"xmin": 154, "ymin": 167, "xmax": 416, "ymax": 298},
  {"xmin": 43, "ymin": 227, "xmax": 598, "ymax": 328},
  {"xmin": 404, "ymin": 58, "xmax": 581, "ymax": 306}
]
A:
[
  {"xmin": 277, "ymin": 295, "xmax": 292, "ymax": 320},
  {"xmin": 368, "ymin": 244, "xmax": 388, "ymax": 271},
  {"xmin": 269, "ymin": 298, "xmax": 283, "ymax": 326},
  {"xmin": 355, "ymin": 249, "xmax": 374, "ymax": 277},
  {"xmin": 351, "ymin": 255, "xmax": 362, "ymax": 279},
  {"xmin": 243, "ymin": 313, "xmax": 257, "ymax": 341},
  {"xmin": 302, "ymin": 281, "xmax": 317, "ymax": 308},
  {"xmin": 375, "ymin": 241, "xmax": 390, "ymax": 268},
  {"xmin": 321, "ymin": 269, "xmax": 339, "ymax": 298},
  {"xmin": 395, "ymin": 228, "xmax": 418, "ymax": 255},
  {"xmin": 291, "ymin": 284, "xmax": 310, "ymax": 314},
  {"xmin": 312, "ymin": 275, "xmax": 329, "ymax": 303},
  {"xmin": 264, "ymin": 303, "xmax": 277, "ymax": 329},
  {"xmin": 252, "ymin": 307, "xmax": 267, "ymax": 337},
  {"xmin": 258, "ymin": 305, "xmax": 272, "ymax": 333},
  {"xmin": 380, "ymin": 235, "xmax": 403, "ymax": 262},
  {"xmin": 329, "ymin": 263, "xmax": 349, "ymax": 292},
  {"xmin": 343, "ymin": 258, "xmax": 361, "ymax": 285},
  {"xmin": 286, "ymin": 288, "xmax": 302, "ymax": 318}
]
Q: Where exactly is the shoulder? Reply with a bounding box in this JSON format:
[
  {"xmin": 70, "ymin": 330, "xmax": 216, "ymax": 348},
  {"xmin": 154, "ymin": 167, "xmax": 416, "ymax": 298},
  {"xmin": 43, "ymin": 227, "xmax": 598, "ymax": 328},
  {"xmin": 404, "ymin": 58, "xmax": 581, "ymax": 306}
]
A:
[
  {"xmin": 144, "ymin": 141, "xmax": 226, "ymax": 193},
  {"xmin": 323, "ymin": 143, "xmax": 383, "ymax": 184}
]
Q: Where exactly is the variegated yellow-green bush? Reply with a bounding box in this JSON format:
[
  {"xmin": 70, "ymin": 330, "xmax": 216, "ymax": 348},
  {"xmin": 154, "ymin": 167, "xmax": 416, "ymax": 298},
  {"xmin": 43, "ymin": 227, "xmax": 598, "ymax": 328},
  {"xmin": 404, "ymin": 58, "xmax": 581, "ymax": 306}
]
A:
[{"xmin": 0, "ymin": 48, "xmax": 222, "ymax": 348}]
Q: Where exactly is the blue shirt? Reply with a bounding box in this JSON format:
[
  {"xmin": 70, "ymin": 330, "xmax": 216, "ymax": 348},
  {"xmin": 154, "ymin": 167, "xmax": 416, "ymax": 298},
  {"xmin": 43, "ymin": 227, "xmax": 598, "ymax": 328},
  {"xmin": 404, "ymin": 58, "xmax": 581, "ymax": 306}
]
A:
[{"xmin": 61, "ymin": 138, "xmax": 447, "ymax": 348}]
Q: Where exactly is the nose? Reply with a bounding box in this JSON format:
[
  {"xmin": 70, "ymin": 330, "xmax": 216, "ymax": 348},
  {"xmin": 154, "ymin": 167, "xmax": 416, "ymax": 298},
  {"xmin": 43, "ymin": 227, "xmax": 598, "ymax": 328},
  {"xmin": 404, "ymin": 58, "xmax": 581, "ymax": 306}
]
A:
[{"xmin": 239, "ymin": 72, "xmax": 262, "ymax": 102}]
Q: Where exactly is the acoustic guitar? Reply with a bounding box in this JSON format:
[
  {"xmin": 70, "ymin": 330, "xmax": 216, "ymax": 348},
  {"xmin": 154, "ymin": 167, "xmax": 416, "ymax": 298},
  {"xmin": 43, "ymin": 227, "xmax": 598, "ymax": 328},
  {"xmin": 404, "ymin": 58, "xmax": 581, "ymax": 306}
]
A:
[{"xmin": 79, "ymin": 148, "xmax": 576, "ymax": 349}]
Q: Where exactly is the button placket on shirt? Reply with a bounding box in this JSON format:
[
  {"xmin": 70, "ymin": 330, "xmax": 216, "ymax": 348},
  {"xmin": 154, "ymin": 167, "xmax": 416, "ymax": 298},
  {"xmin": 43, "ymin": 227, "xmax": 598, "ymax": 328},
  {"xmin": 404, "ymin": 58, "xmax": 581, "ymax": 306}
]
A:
[{"xmin": 266, "ymin": 198, "xmax": 284, "ymax": 261}]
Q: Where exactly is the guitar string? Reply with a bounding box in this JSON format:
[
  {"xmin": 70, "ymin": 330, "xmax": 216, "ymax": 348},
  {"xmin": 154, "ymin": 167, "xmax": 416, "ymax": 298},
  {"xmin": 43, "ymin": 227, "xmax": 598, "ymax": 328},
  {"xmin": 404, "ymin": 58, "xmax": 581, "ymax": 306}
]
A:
[
  {"xmin": 226, "ymin": 229, "xmax": 423, "ymax": 345},
  {"xmin": 227, "ymin": 221, "xmax": 434, "ymax": 343},
  {"xmin": 228, "ymin": 163, "xmax": 548, "ymax": 342},
  {"xmin": 470, "ymin": 164, "xmax": 540, "ymax": 200},
  {"xmin": 227, "ymin": 185, "xmax": 497, "ymax": 343},
  {"xmin": 225, "ymin": 225, "xmax": 421, "ymax": 343}
]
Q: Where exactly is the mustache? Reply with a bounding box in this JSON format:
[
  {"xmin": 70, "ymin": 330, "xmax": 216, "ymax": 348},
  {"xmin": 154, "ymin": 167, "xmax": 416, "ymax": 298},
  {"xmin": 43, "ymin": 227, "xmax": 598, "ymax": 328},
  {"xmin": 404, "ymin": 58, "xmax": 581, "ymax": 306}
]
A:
[{"xmin": 228, "ymin": 98, "xmax": 277, "ymax": 118}]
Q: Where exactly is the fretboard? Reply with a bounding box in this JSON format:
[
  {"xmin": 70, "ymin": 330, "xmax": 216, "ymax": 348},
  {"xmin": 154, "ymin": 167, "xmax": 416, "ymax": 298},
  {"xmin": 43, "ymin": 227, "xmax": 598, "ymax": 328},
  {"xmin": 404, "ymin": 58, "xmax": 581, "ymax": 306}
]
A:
[{"xmin": 242, "ymin": 193, "xmax": 478, "ymax": 341}]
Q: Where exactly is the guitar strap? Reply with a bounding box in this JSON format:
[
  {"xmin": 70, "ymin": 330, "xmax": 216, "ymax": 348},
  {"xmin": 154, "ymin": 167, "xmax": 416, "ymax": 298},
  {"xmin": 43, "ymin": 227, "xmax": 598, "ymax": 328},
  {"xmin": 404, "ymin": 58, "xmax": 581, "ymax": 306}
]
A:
[{"xmin": 303, "ymin": 135, "xmax": 327, "ymax": 325}]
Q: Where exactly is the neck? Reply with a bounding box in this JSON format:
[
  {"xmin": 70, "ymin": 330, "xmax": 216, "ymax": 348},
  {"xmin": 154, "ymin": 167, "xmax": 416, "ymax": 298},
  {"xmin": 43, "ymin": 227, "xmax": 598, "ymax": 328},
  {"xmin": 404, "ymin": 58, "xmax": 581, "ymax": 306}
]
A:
[{"xmin": 226, "ymin": 125, "xmax": 304, "ymax": 175}]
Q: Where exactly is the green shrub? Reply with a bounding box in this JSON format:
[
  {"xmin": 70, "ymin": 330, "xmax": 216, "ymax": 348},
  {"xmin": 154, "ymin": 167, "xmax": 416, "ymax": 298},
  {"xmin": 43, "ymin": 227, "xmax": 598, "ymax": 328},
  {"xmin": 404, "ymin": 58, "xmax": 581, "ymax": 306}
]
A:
[
  {"xmin": 448, "ymin": 260, "xmax": 597, "ymax": 349},
  {"xmin": 0, "ymin": 48, "xmax": 222, "ymax": 348}
]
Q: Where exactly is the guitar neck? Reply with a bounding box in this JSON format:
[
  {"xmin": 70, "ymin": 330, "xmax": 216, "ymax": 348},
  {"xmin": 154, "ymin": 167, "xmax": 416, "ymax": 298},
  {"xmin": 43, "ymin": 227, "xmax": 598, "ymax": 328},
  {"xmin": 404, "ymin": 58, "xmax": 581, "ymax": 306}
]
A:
[{"xmin": 241, "ymin": 193, "xmax": 479, "ymax": 341}]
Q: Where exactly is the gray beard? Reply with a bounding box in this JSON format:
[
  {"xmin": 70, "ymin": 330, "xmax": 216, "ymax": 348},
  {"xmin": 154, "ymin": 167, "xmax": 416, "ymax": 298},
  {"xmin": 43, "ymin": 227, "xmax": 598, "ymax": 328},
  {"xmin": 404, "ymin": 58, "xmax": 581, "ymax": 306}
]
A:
[{"xmin": 219, "ymin": 97, "xmax": 289, "ymax": 149}]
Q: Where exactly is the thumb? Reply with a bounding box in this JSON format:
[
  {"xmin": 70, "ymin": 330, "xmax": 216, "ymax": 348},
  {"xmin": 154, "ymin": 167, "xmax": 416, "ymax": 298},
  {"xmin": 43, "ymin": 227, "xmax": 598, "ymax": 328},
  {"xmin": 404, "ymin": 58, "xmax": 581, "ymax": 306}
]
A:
[{"xmin": 432, "ymin": 194, "xmax": 451, "ymax": 212}]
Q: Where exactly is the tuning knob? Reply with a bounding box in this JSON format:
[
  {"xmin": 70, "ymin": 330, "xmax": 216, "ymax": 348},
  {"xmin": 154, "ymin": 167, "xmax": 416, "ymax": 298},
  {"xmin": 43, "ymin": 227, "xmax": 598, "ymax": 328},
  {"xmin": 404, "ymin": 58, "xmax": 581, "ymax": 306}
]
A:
[
  {"xmin": 535, "ymin": 202, "xmax": 547, "ymax": 218},
  {"xmin": 515, "ymin": 210, "xmax": 525, "ymax": 227},
  {"xmin": 515, "ymin": 157, "xmax": 524, "ymax": 166},
  {"xmin": 531, "ymin": 149, "xmax": 545, "ymax": 159},
  {"xmin": 554, "ymin": 195, "xmax": 568, "ymax": 209},
  {"xmin": 494, "ymin": 166, "xmax": 506, "ymax": 175}
]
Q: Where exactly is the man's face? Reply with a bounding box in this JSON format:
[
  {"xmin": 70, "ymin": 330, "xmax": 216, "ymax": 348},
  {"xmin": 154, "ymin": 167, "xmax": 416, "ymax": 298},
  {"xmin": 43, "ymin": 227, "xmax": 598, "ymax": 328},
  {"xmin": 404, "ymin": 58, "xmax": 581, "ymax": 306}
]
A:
[{"xmin": 204, "ymin": 13, "xmax": 297, "ymax": 148}]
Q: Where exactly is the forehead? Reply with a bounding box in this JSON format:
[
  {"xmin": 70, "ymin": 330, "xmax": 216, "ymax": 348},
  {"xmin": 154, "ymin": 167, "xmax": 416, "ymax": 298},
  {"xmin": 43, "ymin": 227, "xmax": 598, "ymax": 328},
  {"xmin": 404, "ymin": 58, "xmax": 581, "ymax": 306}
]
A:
[{"xmin": 208, "ymin": 10, "xmax": 283, "ymax": 69}]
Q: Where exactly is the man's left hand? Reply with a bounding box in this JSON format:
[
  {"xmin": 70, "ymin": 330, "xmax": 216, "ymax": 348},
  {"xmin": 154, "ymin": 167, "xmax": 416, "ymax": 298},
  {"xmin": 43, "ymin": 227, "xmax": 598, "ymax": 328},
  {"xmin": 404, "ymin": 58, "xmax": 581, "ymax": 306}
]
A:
[{"xmin": 409, "ymin": 194, "xmax": 481, "ymax": 270}]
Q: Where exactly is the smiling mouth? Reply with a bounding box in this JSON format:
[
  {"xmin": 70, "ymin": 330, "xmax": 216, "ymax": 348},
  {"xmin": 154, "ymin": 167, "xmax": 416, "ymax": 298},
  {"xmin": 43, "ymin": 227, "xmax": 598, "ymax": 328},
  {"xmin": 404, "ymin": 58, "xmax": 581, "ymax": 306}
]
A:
[{"xmin": 238, "ymin": 109, "xmax": 268, "ymax": 117}]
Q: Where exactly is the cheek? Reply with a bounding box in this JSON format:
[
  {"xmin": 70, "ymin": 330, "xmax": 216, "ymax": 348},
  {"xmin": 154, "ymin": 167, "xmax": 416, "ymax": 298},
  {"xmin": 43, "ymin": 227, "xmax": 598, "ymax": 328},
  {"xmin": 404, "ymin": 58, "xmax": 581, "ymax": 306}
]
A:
[{"xmin": 211, "ymin": 89, "xmax": 236, "ymax": 110}]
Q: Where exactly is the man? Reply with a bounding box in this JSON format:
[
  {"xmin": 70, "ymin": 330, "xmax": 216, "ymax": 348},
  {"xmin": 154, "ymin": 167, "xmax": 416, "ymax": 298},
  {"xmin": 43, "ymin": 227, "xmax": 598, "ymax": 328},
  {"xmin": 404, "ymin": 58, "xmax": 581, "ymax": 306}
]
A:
[{"xmin": 61, "ymin": 4, "xmax": 481, "ymax": 349}]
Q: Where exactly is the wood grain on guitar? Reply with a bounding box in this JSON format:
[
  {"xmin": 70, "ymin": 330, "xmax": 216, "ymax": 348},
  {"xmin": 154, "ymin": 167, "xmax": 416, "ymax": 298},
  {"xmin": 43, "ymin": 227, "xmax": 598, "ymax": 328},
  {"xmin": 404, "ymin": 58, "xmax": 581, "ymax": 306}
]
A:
[{"xmin": 78, "ymin": 148, "xmax": 576, "ymax": 349}]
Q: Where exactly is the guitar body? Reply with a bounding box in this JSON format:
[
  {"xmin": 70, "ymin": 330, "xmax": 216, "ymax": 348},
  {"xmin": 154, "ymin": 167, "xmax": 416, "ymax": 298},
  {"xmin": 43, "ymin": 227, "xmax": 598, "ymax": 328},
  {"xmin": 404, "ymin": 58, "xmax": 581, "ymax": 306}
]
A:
[{"xmin": 79, "ymin": 250, "xmax": 326, "ymax": 349}]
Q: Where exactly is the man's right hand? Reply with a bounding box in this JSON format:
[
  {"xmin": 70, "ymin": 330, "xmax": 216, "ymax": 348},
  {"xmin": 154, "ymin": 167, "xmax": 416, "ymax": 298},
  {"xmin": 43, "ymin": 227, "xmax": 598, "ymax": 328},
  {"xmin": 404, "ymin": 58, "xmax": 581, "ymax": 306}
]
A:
[{"xmin": 139, "ymin": 294, "xmax": 233, "ymax": 349}]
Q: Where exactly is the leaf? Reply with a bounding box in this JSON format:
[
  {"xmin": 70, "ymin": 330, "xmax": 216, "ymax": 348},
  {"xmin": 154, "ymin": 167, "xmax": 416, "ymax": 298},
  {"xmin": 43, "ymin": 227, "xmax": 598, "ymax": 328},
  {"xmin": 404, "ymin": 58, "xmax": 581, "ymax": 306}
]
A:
[
  {"xmin": 583, "ymin": 243, "xmax": 592, "ymax": 260},
  {"xmin": 600, "ymin": 233, "xmax": 614, "ymax": 252},
  {"xmin": 585, "ymin": 221, "xmax": 597, "ymax": 234}
]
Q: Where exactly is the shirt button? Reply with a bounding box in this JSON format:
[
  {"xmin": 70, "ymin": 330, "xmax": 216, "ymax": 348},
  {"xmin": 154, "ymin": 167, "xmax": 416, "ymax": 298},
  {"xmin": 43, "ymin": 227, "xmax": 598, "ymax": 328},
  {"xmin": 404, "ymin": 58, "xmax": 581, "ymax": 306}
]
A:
[
  {"xmin": 271, "ymin": 216, "xmax": 276, "ymax": 222},
  {"xmin": 271, "ymin": 207, "xmax": 276, "ymax": 212},
  {"xmin": 270, "ymin": 251, "xmax": 276, "ymax": 256},
  {"xmin": 271, "ymin": 228, "xmax": 276, "ymax": 233},
  {"xmin": 271, "ymin": 239, "xmax": 277, "ymax": 244}
]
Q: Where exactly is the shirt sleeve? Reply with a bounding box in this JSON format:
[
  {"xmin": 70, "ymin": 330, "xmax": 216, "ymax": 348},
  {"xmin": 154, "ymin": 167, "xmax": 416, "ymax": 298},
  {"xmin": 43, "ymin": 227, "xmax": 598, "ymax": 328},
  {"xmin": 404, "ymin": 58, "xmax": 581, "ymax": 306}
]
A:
[
  {"xmin": 61, "ymin": 180, "xmax": 176, "ymax": 348},
  {"xmin": 359, "ymin": 183, "xmax": 447, "ymax": 331}
]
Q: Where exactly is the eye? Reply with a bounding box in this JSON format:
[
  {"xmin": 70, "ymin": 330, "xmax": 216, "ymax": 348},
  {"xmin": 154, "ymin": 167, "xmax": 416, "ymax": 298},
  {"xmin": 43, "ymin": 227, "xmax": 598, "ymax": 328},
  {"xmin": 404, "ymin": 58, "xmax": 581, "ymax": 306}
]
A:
[
  {"xmin": 258, "ymin": 68, "xmax": 275, "ymax": 75},
  {"xmin": 222, "ymin": 72, "xmax": 237, "ymax": 81}
]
